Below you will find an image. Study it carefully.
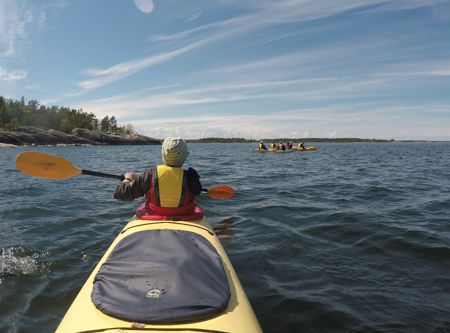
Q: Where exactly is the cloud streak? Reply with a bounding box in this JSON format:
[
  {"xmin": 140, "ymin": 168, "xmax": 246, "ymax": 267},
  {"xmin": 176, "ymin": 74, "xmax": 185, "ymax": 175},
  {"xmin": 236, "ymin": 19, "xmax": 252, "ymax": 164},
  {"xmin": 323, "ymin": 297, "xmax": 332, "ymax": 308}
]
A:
[
  {"xmin": 77, "ymin": 39, "xmax": 210, "ymax": 90},
  {"xmin": 0, "ymin": 66, "xmax": 27, "ymax": 81},
  {"xmin": 0, "ymin": 0, "xmax": 49, "ymax": 58},
  {"xmin": 76, "ymin": 0, "xmax": 445, "ymax": 93},
  {"xmin": 126, "ymin": 102, "xmax": 450, "ymax": 140},
  {"xmin": 0, "ymin": 0, "xmax": 30, "ymax": 57}
]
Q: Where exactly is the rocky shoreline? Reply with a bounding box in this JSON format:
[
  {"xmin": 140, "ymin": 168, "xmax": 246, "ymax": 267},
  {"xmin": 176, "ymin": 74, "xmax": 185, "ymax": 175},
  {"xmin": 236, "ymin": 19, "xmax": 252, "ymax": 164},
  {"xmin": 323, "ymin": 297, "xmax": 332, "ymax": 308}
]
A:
[{"xmin": 0, "ymin": 126, "xmax": 161, "ymax": 148}]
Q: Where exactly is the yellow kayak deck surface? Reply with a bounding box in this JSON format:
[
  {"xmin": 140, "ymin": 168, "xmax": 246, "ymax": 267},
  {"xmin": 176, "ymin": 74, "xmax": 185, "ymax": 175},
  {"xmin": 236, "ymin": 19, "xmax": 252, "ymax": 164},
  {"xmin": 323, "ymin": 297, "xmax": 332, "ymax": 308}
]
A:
[
  {"xmin": 252, "ymin": 148, "xmax": 292, "ymax": 153},
  {"xmin": 55, "ymin": 216, "xmax": 262, "ymax": 333},
  {"xmin": 292, "ymin": 146, "xmax": 317, "ymax": 151}
]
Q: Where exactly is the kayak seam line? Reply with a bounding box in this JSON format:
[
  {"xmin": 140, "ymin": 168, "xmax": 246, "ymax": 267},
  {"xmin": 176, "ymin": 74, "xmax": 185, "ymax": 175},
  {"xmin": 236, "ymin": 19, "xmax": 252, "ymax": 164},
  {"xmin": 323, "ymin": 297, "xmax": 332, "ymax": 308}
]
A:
[
  {"xmin": 74, "ymin": 327, "xmax": 230, "ymax": 333},
  {"xmin": 121, "ymin": 222, "xmax": 214, "ymax": 235}
]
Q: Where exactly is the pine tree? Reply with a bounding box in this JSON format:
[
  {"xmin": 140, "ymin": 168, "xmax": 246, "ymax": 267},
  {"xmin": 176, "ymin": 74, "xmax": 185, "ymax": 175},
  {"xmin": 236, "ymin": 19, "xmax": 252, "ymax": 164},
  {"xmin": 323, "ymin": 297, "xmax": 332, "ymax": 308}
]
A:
[{"xmin": 0, "ymin": 96, "xmax": 12, "ymax": 129}]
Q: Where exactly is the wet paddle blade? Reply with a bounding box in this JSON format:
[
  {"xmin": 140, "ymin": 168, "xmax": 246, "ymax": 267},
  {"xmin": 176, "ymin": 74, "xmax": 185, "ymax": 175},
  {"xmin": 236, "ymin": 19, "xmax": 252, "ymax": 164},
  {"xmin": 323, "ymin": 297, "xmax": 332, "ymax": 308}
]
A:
[
  {"xmin": 15, "ymin": 152, "xmax": 82, "ymax": 179},
  {"xmin": 207, "ymin": 186, "xmax": 234, "ymax": 199}
]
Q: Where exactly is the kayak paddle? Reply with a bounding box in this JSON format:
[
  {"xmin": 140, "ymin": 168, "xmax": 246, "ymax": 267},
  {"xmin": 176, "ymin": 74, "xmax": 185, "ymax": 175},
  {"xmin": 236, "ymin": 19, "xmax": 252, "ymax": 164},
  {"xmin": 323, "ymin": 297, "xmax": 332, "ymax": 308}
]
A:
[
  {"xmin": 201, "ymin": 186, "xmax": 234, "ymax": 199},
  {"xmin": 15, "ymin": 151, "xmax": 234, "ymax": 198},
  {"xmin": 15, "ymin": 151, "xmax": 124, "ymax": 180}
]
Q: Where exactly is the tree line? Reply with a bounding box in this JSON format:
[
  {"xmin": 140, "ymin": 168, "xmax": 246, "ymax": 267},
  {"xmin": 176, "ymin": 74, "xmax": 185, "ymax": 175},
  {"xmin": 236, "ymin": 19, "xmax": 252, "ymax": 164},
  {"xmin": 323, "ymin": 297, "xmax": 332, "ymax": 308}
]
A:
[{"xmin": 0, "ymin": 96, "xmax": 135, "ymax": 135}]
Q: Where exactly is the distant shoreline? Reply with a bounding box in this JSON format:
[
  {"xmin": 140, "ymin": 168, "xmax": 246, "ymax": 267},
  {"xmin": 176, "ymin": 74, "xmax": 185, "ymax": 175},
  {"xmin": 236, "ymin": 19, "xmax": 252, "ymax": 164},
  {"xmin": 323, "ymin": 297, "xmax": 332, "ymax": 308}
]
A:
[
  {"xmin": 184, "ymin": 138, "xmax": 444, "ymax": 144},
  {"xmin": 2, "ymin": 128, "xmax": 447, "ymax": 149},
  {"xmin": 3, "ymin": 140, "xmax": 447, "ymax": 149}
]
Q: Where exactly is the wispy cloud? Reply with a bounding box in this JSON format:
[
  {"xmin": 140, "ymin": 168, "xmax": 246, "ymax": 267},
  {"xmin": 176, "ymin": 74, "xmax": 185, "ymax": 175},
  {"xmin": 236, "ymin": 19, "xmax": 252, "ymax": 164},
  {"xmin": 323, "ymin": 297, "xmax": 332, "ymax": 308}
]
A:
[
  {"xmin": 360, "ymin": 0, "xmax": 448, "ymax": 13},
  {"xmin": 77, "ymin": 0, "xmax": 444, "ymax": 93},
  {"xmin": 0, "ymin": 0, "xmax": 50, "ymax": 58},
  {"xmin": 0, "ymin": 65, "xmax": 27, "ymax": 81},
  {"xmin": 79, "ymin": 53, "xmax": 450, "ymax": 121},
  {"xmin": 77, "ymin": 39, "xmax": 210, "ymax": 91},
  {"xmin": 25, "ymin": 83, "xmax": 40, "ymax": 90},
  {"xmin": 186, "ymin": 11, "xmax": 202, "ymax": 22},
  {"xmin": 127, "ymin": 102, "xmax": 450, "ymax": 140},
  {"xmin": 0, "ymin": 0, "xmax": 31, "ymax": 57}
]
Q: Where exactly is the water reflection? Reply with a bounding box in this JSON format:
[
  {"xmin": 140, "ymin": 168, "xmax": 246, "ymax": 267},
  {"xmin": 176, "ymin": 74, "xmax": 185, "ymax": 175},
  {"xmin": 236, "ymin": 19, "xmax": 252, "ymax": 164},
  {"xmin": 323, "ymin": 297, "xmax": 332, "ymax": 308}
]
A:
[{"xmin": 213, "ymin": 217, "xmax": 235, "ymax": 243}]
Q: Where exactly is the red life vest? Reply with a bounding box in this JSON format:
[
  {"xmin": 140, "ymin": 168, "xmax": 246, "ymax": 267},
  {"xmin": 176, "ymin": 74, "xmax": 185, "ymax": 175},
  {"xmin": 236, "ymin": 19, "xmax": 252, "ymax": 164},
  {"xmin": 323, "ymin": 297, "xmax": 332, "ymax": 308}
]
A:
[{"xmin": 136, "ymin": 165, "xmax": 204, "ymax": 221}]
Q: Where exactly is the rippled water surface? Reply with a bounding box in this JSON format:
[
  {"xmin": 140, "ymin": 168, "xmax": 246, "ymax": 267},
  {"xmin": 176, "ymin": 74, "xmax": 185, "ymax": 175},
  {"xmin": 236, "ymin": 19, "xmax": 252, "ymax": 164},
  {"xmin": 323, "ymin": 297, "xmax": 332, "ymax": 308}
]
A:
[{"xmin": 1, "ymin": 143, "xmax": 450, "ymax": 333}]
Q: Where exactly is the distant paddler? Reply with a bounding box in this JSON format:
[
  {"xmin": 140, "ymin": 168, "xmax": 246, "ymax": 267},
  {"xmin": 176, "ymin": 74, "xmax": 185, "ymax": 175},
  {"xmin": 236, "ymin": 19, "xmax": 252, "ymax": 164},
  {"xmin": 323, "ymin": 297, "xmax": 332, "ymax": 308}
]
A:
[
  {"xmin": 298, "ymin": 142, "xmax": 305, "ymax": 149},
  {"xmin": 278, "ymin": 141, "xmax": 286, "ymax": 151},
  {"xmin": 259, "ymin": 141, "xmax": 268, "ymax": 150},
  {"xmin": 270, "ymin": 141, "xmax": 277, "ymax": 149}
]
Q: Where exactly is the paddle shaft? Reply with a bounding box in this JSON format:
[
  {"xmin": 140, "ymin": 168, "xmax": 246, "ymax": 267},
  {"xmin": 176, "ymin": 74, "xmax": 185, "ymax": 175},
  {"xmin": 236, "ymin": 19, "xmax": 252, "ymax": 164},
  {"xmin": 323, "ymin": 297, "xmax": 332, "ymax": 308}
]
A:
[{"xmin": 81, "ymin": 169, "xmax": 125, "ymax": 181}]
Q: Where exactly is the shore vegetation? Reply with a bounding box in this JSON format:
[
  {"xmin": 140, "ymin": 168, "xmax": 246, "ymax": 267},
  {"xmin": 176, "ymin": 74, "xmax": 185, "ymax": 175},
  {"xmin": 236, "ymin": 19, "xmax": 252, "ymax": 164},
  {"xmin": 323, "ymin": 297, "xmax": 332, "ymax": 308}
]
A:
[{"xmin": 0, "ymin": 96, "xmax": 135, "ymax": 136}]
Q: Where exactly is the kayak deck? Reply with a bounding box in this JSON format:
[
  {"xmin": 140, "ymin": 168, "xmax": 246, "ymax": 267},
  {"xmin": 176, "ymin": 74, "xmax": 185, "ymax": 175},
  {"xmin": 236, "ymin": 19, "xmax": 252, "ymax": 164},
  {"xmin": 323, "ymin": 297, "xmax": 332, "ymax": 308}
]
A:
[
  {"xmin": 252, "ymin": 148, "xmax": 292, "ymax": 153},
  {"xmin": 292, "ymin": 146, "xmax": 317, "ymax": 151},
  {"xmin": 55, "ymin": 216, "xmax": 262, "ymax": 333}
]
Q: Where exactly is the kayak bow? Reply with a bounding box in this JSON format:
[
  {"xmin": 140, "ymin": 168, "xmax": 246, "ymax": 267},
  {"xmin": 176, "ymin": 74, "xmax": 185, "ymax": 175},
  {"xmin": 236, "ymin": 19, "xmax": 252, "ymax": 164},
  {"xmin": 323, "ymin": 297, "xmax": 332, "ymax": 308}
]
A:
[{"xmin": 55, "ymin": 215, "xmax": 262, "ymax": 333}]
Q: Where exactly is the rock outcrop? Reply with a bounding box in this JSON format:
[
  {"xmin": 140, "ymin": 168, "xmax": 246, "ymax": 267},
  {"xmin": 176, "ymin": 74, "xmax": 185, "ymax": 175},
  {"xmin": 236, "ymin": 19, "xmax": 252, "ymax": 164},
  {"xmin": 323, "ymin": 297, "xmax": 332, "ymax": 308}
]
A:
[{"xmin": 0, "ymin": 126, "xmax": 161, "ymax": 147}]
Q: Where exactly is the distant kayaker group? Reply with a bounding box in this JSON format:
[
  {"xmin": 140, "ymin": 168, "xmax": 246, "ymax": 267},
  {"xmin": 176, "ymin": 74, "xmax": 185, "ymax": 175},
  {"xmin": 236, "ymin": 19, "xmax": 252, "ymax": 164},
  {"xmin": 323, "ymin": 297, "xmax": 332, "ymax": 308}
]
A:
[{"xmin": 259, "ymin": 141, "xmax": 306, "ymax": 151}]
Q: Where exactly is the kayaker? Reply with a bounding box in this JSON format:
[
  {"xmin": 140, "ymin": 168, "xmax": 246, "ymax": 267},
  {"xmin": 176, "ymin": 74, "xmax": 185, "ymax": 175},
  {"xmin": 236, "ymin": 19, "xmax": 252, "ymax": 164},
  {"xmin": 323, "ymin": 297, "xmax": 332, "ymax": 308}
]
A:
[
  {"xmin": 286, "ymin": 141, "xmax": 293, "ymax": 149},
  {"xmin": 298, "ymin": 142, "xmax": 305, "ymax": 149},
  {"xmin": 278, "ymin": 141, "xmax": 286, "ymax": 151},
  {"xmin": 270, "ymin": 141, "xmax": 277, "ymax": 149},
  {"xmin": 113, "ymin": 137, "xmax": 204, "ymax": 221},
  {"xmin": 259, "ymin": 141, "xmax": 267, "ymax": 150}
]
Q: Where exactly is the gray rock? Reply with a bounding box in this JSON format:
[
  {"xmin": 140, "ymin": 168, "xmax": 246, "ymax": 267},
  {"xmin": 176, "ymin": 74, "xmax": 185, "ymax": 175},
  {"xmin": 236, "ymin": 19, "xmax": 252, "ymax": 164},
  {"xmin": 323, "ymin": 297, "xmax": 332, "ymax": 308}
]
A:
[{"xmin": 0, "ymin": 126, "xmax": 161, "ymax": 147}]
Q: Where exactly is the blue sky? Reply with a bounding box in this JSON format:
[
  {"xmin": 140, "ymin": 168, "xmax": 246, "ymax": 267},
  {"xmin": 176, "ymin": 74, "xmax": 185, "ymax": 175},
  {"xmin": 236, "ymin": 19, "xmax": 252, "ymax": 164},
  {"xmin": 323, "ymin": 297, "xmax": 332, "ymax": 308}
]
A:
[{"xmin": 1, "ymin": 0, "xmax": 449, "ymax": 140}]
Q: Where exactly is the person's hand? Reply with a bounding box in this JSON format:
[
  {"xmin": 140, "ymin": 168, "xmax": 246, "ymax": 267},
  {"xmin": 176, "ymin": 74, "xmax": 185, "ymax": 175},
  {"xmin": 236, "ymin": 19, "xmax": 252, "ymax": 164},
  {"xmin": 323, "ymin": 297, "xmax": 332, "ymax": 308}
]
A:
[{"xmin": 123, "ymin": 172, "xmax": 136, "ymax": 183}]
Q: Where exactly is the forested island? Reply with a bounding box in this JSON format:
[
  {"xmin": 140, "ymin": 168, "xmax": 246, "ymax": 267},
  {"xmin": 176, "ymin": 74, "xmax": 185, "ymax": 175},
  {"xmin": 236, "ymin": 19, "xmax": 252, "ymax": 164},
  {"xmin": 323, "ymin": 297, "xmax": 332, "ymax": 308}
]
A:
[
  {"xmin": 0, "ymin": 96, "xmax": 133, "ymax": 134},
  {"xmin": 0, "ymin": 96, "xmax": 160, "ymax": 147}
]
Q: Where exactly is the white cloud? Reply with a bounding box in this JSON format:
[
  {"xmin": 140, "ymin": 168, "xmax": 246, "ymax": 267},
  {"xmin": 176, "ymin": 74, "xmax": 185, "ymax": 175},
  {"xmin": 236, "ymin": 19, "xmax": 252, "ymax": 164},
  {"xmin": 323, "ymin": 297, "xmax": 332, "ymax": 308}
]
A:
[
  {"xmin": 186, "ymin": 12, "xmax": 202, "ymax": 22},
  {"xmin": 78, "ymin": 39, "xmax": 210, "ymax": 91},
  {"xmin": 25, "ymin": 83, "xmax": 40, "ymax": 90},
  {"xmin": 116, "ymin": 102, "xmax": 450, "ymax": 140},
  {"xmin": 0, "ymin": 0, "xmax": 67, "ymax": 58},
  {"xmin": 77, "ymin": 0, "xmax": 445, "ymax": 93},
  {"xmin": 360, "ymin": 0, "xmax": 448, "ymax": 13},
  {"xmin": 0, "ymin": 66, "xmax": 27, "ymax": 81},
  {"xmin": 0, "ymin": 0, "xmax": 36, "ymax": 57}
]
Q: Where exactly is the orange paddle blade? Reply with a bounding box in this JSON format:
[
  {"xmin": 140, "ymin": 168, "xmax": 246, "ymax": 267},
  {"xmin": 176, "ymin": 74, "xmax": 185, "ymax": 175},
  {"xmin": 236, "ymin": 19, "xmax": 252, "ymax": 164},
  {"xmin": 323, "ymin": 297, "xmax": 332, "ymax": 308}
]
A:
[
  {"xmin": 207, "ymin": 186, "xmax": 234, "ymax": 199},
  {"xmin": 15, "ymin": 152, "xmax": 82, "ymax": 179}
]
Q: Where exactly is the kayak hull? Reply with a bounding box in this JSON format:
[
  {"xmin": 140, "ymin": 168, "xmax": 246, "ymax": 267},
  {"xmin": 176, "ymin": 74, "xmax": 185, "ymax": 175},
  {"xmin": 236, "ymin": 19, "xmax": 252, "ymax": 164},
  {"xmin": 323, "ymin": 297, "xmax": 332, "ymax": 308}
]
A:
[
  {"xmin": 55, "ymin": 216, "xmax": 262, "ymax": 333},
  {"xmin": 292, "ymin": 146, "xmax": 317, "ymax": 151},
  {"xmin": 252, "ymin": 148, "xmax": 292, "ymax": 153}
]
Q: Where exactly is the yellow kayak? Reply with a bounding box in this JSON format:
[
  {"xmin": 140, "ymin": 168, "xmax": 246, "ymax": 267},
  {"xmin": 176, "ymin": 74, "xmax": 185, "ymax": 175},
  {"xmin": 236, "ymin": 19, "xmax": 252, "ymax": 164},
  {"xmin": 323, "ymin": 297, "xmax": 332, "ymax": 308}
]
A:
[
  {"xmin": 252, "ymin": 148, "xmax": 292, "ymax": 153},
  {"xmin": 55, "ymin": 215, "xmax": 262, "ymax": 333},
  {"xmin": 292, "ymin": 146, "xmax": 317, "ymax": 151}
]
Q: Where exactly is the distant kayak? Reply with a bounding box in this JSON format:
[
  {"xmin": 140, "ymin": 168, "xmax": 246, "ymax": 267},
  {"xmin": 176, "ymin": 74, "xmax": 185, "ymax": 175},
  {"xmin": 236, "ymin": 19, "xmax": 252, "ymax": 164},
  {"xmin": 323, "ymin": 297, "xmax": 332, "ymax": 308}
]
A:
[
  {"xmin": 292, "ymin": 147, "xmax": 317, "ymax": 151},
  {"xmin": 253, "ymin": 148, "xmax": 292, "ymax": 153}
]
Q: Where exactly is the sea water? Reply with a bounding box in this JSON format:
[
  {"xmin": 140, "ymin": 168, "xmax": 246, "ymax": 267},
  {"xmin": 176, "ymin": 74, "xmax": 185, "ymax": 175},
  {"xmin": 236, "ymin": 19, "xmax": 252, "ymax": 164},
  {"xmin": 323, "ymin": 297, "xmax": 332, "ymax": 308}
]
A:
[{"xmin": 1, "ymin": 143, "xmax": 450, "ymax": 333}]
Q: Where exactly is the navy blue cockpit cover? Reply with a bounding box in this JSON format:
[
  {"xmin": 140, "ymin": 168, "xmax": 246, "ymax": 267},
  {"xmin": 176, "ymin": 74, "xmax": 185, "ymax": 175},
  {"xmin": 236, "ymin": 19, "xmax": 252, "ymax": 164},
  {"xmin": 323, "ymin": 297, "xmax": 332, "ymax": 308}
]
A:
[{"xmin": 91, "ymin": 229, "xmax": 231, "ymax": 323}]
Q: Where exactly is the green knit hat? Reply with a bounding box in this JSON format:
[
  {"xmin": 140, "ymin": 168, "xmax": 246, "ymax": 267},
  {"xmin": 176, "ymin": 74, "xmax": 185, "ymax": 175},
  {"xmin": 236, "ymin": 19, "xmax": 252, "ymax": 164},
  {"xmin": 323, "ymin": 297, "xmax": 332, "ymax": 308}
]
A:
[{"xmin": 161, "ymin": 137, "xmax": 189, "ymax": 167}]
